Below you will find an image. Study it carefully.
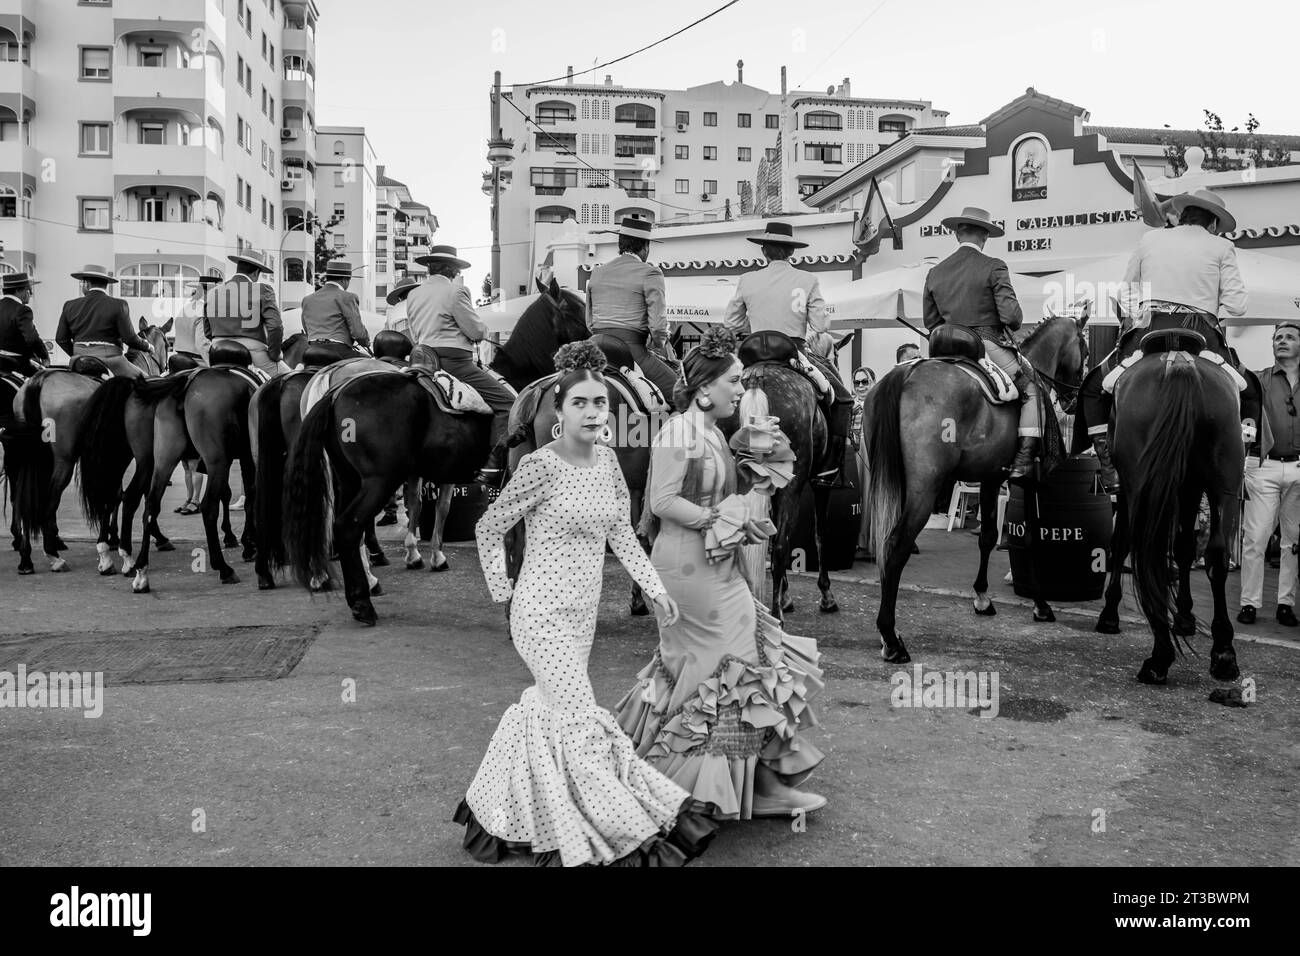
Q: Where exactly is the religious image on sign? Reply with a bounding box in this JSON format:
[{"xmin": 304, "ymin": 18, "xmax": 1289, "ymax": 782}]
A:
[{"xmin": 1012, "ymin": 136, "xmax": 1048, "ymax": 201}]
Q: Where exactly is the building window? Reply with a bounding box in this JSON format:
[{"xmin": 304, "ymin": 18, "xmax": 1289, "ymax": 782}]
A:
[
  {"xmin": 765, "ymin": 114, "xmax": 779, "ymax": 129},
  {"xmin": 535, "ymin": 102, "xmax": 575, "ymax": 124},
  {"xmin": 236, "ymin": 176, "xmax": 245, "ymax": 207},
  {"xmin": 0, "ymin": 185, "xmax": 16, "ymax": 219},
  {"xmin": 333, "ymin": 202, "xmax": 345, "ymax": 221},
  {"xmin": 703, "ymin": 180, "xmax": 717, "ymax": 194},
  {"xmin": 79, "ymin": 122, "xmax": 111, "ymax": 156},
  {"xmin": 614, "ymin": 103, "xmax": 656, "ymax": 128},
  {"xmin": 237, "ymin": 116, "xmax": 247, "ymax": 148},
  {"xmin": 674, "ymin": 145, "xmax": 688, "ymax": 160},
  {"xmin": 334, "ymin": 170, "xmax": 345, "ymax": 187},
  {"xmin": 535, "ymin": 205, "xmax": 576, "ymax": 224},
  {"xmin": 245, "ymin": 182, "xmax": 253, "ymax": 207},
  {"xmin": 140, "ymin": 196, "xmax": 165, "ymax": 222},
  {"xmin": 261, "ymin": 32, "xmax": 268, "ymax": 60},
  {"xmin": 737, "ymin": 113, "xmax": 751, "ymax": 128},
  {"xmin": 333, "ymin": 140, "xmax": 344, "ymax": 156},
  {"xmin": 879, "ymin": 118, "xmax": 908, "ymax": 133},
  {"xmin": 261, "ymin": 197, "xmax": 268, "ymax": 224},
  {"xmin": 703, "ymin": 146, "xmax": 717, "ymax": 160},
  {"xmin": 261, "ymin": 87, "xmax": 268, "ymax": 116},
  {"xmin": 614, "ymin": 135, "xmax": 655, "ymax": 157},
  {"xmin": 530, "ymin": 167, "xmax": 578, "ymax": 193},
  {"xmin": 737, "ymin": 181, "xmax": 749, "ymax": 196},
  {"xmin": 738, "ymin": 147, "xmax": 751, "ymax": 162},
  {"xmin": 804, "ymin": 143, "xmax": 842, "ymax": 163},
  {"xmin": 765, "ymin": 147, "xmax": 779, "ymax": 161},
  {"xmin": 285, "ymin": 258, "xmax": 305, "ymax": 282},
  {"xmin": 139, "ymin": 122, "xmax": 166, "ymax": 145},
  {"xmin": 675, "ymin": 179, "xmax": 689, "ymax": 194},
  {"xmin": 79, "ymin": 198, "xmax": 111, "ymax": 232},
  {"xmin": 80, "ymin": 47, "xmax": 112, "ymax": 80},
  {"xmin": 138, "ymin": 46, "xmax": 165, "ymax": 68},
  {"xmin": 119, "ymin": 263, "xmax": 200, "ymax": 299},
  {"xmin": 333, "ymin": 233, "xmax": 345, "ymax": 250},
  {"xmin": 804, "ymin": 111, "xmax": 842, "ymax": 130},
  {"xmin": 703, "ymin": 112, "xmax": 717, "ymax": 127},
  {"xmin": 675, "ymin": 111, "xmax": 689, "ymax": 127}
]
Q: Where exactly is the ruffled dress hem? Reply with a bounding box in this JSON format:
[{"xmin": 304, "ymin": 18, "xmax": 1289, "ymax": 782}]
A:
[{"xmin": 454, "ymin": 798, "xmax": 719, "ymax": 867}]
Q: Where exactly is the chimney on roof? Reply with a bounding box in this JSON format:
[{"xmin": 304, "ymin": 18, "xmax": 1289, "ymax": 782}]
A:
[
  {"xmin": 737, "ymin": 59, "xmax": 744, "ymax": 83},
  {"xmin": 780, "ymin": 66, "xmax": 786, "ymax": 98},
  {"xmin": 566, "ymin": 66, "xmax": 573, "ymax": 85},
  {"xmin": 842, "ymin": 77, "xmax": 850, "ymax": 98},
  {"xmin": 604, "ymin": 74, "xmax": 613, "ymax": 86}
]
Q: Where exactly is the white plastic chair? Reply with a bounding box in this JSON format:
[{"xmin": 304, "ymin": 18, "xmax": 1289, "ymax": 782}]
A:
[{"xmin": 947, "ymin": 481, "xmax": 1009, "ymax": 535}]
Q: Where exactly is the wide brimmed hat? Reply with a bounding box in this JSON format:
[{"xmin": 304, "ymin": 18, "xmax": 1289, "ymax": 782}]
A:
[
  {"xmin": 70, "ymin": 264, "xmax": 118, "ymax": 283},
  {"xmin": 1, "ymin": 272, "xmax": 40, "ymax": 293},
  {"xmin": 604, "ymin": 216, "xmax": 659, "ymax": 242},
  {"xmin": 746, "ymin": 220, "xmax": 809, "ymax": 248},
  {"xmin": 414, "ymin": 245, "xmax": 471, "ymax": 270},
  {"xmin": 322, "ymin": 260, "xmax": 365, "ymax": 279},
  {"xmin": 386, "ymin": 275, "xmax": 419, "ymax": 305},
  {"xmin": 940, "ymin": 206, "xmax": 1005, "ymax": 238},
  {"xmin": 1169, "ymin": 188, "xmax": 1237, "ymax": 234},
  {"xmin": 195, "ymin": 274, "xmax": 224, "ymax": 285},
  {"xmin": 227, "ymin": 249, "xmax": 274, "ymax": 274}
]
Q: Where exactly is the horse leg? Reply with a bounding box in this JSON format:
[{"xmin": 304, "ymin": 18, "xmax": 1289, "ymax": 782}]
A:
[
  {"xmin": 1171, "ymin": 489, "xmax": 1201, "ymax": 637},
  {"xmin": 239, "ymin": 448, "xmax": 257, "ymax": 564},
  {"xmin": 403, "ymin": 477, "xmax": 425, "ymax": 570},
  {"xmin": 428, "ymin": 483, "xmax": 452, "ymax": 572},
  {"xmin": 812, "ymin": 484, "xmax": 838, "ymax": 613},
  {"xmin": 972, "ymin": 481, "xmax": 1001, "ymax": 616},
  {"xmin": 769, "ymin": 488, "xmax": 794, "ymax": 619},
  {"xmin": 43, "ymin": 457, "xmax": 74, "ymax": 572},
  {"xmin": 1096, "ymin": 494, "xmax": 1128, "ymax": 633},
  {"xmin": 1023, "ymin": 482, "xmax": 1055, "ymax": 622},
  {"xmin": 1207, "ymin": 486, "xmax": 1240, "ymax": 681},
  {"xmin": 362, "ymin": 544, "xmax": 382, "ymax": 596},
  {"xmin": 220, "ymin": 484, "xmax": 238, "ymax": 549},
  {"xmin": 629, "ymin": 488, "xmax": 649, "ymax": 616},
  {"xmin": 337, "ymin": 476, "xmax": 390, "ymax": 625},
  {"xmin": 365, "ymin": 517, "xmax": 389, "ymax": 567},
  {"xmin": 877, "ymin": 490, "xmax": 932, "ymax": 664},
  {"xmin": 199, "ymin": 456, "xmax": 240, "ymax": 584}
]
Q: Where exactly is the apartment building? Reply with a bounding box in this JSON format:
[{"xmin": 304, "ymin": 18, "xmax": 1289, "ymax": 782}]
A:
[
  {"xmin": 374, "ymin": 166, "xmax": 436, "ymax": 314},
  {"xmin": 0, "ymin": 0, "xmax": 321, "ymax": 343},
  {"xmin": 310, "ymin": 125, "xmax": 376, "ymax": 313},
  {"xmin": 494, "ymin": 65, "xmax": 946, "ymax": 297}
]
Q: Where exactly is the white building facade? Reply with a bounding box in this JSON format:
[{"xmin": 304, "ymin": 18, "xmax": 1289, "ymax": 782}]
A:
[{"xmin": 312, "ymin": 124, "xmax": 376, "ymax": 313}]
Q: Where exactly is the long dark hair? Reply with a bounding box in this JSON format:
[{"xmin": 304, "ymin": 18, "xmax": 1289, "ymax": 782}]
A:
[{"xmin": 672, "ymin": 326, "xmax": 739, "ymax": 410}]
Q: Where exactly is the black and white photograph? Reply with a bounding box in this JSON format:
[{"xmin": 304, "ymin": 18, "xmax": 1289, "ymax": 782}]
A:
[{"xmin": 0, "ymin": 0, "xmax": 1294, "ymax": 930}]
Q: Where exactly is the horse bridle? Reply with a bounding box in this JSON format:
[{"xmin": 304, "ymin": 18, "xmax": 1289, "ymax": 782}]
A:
[{"xmin": 1030, "ymin": 326, "xmax": 1089, "ymax": 414}]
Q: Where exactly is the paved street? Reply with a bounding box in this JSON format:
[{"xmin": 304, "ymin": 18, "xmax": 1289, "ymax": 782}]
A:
[{"xmin": 2, "ymin": 470, "xmax": 1298, "ymax": 866}]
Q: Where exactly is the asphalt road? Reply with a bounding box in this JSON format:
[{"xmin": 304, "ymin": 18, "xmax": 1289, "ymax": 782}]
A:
[{"xmin": 1, "ymin": 473, "xmax": 1298, "ymax": 866}]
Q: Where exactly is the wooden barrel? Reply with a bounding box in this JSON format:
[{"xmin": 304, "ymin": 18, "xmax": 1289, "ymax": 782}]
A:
[
  {"xmin": 418, "ymin": 482, "xmax": 489, "ymax": 543},
  {"xmin": 1005, "ymin": 455, "xmax": 1113, "ymax": 601},
  {"xmin": 784, "ymin": 457, "xmax": 862, "ymax": 574}
]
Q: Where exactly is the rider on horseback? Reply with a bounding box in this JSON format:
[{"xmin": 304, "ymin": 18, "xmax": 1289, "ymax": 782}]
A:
[
  {"xmin": 172, "ymin": 274, "xmax": 223, "ymax": 369},
  {"xmin": 586, "ymin": 217, "xmax": 681, "ymax": 407},
  {"xmin": 923, "ymin": 207, "xmax": 1041, "ymax": 483},
  {"xmin": 1079, "ymin": 188, "xmax": 1250, "ymax": 493},
  {"xmin": 407, "ymin": 245, "xmax": 516, "ymax": 488},
  {"xmin": 300, "ymin": 260, "xmax": 371, "ymax": 363},
  {"xmin": 55, "ymin": 265, "xmax": 155, "ymax": 379},
  {"xmin": 204, "ymin": 249, "xmax": 285, "ymax": 375},
  {"xmin": 0, "ymin": 273, "xmax": 49, "ymax": 376},
  {"xmin": 723, "ymin": 220, "xmax": 854, "ymax": 486},
  {"xmin": 383, "ymin": 276, "xmax": 419, "ymax": 337}
]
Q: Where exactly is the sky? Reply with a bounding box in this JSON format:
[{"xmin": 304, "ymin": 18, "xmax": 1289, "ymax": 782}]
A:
[{"xmin": 314, "ymin": 0, "xmax": 1296, "ymax": 290}]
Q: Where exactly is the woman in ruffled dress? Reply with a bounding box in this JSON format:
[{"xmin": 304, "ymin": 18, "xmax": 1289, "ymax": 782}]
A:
[
  {"xmin": 456, "ymin": 342, "xmax": 718, "ymax": 867},
  {"xmin": 616, "ymin": 327, "xmax": 827, "ymax": 820}
]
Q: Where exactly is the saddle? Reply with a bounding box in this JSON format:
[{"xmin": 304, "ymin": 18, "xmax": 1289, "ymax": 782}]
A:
[
  {"xmin": 373, "ymin": 330, "xmax": 414, "ymax": 363},
  {"xmin": 209, "ymin": 341, "xmax": 253, "ymax": 368},
  {"xmin": 737, "ymin": 330, "xmax": 851, "ymax": 439},
  {"xmin": 924, "ymin": 324, "xmax": 1020, "ymax": 404},
  {"xmin": 68, "ymin": 356, "xmax": 113, "ymax": 380},
  {"xmin": 210, "ymin": 364, "xmax": 269, "ymax": 391},
  {"xmin": 167, "ymin": 353, "xmax": 203, "ymax": 375},
  {"xmin": 589, "ymin": 335, "xmax": 670, "ymax": 412},
  {"xmin": 1103, "ymin": 313, "xmax": 1246, "ymax": 394},
  {"xmin": 402, "ymin": 366, "xmax": 492, "ymax": 416}
]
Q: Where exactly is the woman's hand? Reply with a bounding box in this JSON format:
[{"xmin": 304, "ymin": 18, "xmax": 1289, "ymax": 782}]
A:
[
  {"xmin": 651, "ymin": 593, "xmax": 680, "ymax": 627},
  {"xmin": 742, "ymin": 518, "xmax": 772, "ymax": 545}
]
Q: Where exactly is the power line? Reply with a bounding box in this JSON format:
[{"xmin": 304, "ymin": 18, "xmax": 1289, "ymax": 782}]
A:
[
  {"xmin": 793, "ymin": 0, "xmax": 891, "ymax": 93},
  {"xmin": 504, "ymin": 1, "xmax": 743, "ymax": 88}
]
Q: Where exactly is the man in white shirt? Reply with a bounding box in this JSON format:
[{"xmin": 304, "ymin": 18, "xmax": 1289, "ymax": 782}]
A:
[{"xmin": 383, "ymin": 276, "xmax": 418, "ymax": 337}]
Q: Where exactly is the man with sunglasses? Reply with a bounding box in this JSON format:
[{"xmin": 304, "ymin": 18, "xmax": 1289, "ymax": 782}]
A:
[{"xmin": 1239, "ymin": 322, "xmax": 1300, "ymax": 626}]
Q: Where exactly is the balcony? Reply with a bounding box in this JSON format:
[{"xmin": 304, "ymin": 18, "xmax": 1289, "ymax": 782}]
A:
[
  {"xmin": 113, "ymin": 0, "xmax": 220, "ymax": 21},
  {"xmin": 114, "ymin": 64, "xmax": 210, "ymax": 107},
  {"xmin": 0, "ymin": 63, "xmax": 36, "ymax": 112},
  {"xmin": 282, "ymin": 26, "xmax": 316, "ymax": 60},
  {"xmin": 114, "ymin": 219, "xmax": 224, "ymax": 256},
  {"xmin": 620, "ymin": 186, "xmax": 656, "ymax": 199},
  {"xmin": 0, "ymin": 141, "xmax": 40, "ymax": 178},
  {"xmin": 279, "ymin": 227, "xmax": 313, "ymax": 255},
  {"xmin": 533, "ymin": 186, "xmax": 568, "ymax": 196},
  {"xmin": 0, "ymin": 217, "xmax": 37, "ymax": 263},
  {"xmin": 114, "ymin": 143, "xmax": 224, "ymax": 185}
]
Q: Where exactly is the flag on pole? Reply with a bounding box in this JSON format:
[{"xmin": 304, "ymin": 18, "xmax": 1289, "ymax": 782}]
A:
[
  {"xmin": 852, "ymin": 177, "xmax": 899, "ymax": 258},
  {"xmin": 1132, "ymin": 161, "xmax": 1171, "ymax": 227}
]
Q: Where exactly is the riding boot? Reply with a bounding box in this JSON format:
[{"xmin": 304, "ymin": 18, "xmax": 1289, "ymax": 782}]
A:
[
  {"xmin": 474, "ymin": 443, "xmax": 507, "ymax": 488},
  {"xmin": 812, "ymin": 434, "xmax": 846, "ymax": 487},
  {"xmin": 1090, "ymin": 435, "xmax": 1120, "ymax": 494},
  {"xmin": 377, "ymin": 495, "xmax": 399, "ymax": 526},
  {"xmin": 1007, "ymin": 436, "xmax": 1041, "ymax": 484}
]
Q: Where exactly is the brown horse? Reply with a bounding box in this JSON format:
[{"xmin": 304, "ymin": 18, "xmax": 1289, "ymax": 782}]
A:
[
  {"xmin": 1095, "ymin": 349, "xmax": 1243, "ymax": 685},
  {"xmin": 866, "ymin": 314, "xmax": 1091, "ymax": 662}
]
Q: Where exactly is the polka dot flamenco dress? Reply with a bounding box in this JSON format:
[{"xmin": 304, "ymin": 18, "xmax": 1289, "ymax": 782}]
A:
[{"xmin": 457, "ymin": 445, "xmax": 717, "ymax": 866}]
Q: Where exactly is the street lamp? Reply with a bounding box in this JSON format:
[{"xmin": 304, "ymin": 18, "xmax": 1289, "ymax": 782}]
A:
[{"xmin": 487, "ymin": 70, "xmax": 515, "ymax": 298}]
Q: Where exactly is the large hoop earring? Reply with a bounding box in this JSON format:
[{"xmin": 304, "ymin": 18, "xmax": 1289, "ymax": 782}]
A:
[
  {"xmin": 695, "ymin": 395, "xmax": 714, "ymax": 411},
  {"xmin": 599, "ymin": 424, "xmax": 613, "ymax": 443},
  {"xmin": 551, "ymin": 422, "xmax": 563, "ymax": 441}
]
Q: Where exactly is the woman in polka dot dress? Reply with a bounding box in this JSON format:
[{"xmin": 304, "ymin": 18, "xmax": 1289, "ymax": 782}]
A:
[
  {"xmin": 455, "ymin": 342, "xmax": 718, "ymax": 867},
  {"xmin": 616, "ymin": 328, "xmax": 828, "ymax": 820}
]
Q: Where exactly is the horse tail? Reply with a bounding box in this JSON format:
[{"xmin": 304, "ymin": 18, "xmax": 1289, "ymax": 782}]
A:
[
  {"xmin": 253, "ymin": 378, "xmax": 290, "ymax": 572},
  {"xmin": 1127, "ymin": 359, "xmax": 1202, "ymax": 652},
  {"xmin": 19, "ymin": 368, "xmax": 53, "ymax": 428},
  {"xmin": 284, "ymin": 394, "xmax": 335, "ymax": 591},
  {"xmin": 133, "ymin": 372, "xmax": 191, "ymax": 404},
  {"xmin": 866, "ymin": 366, "xmax": 909, "ymax": 569},
  {"xmin": 2, "ymin": 418, "xmax": 52, "ymax": 542},
  {"xmin": 738, "ymin": 367, "xmax": 770, "ymax": 422},
  {"xmin": 74, "ymin": 376, "xmax": 136, "ymax": 532}
]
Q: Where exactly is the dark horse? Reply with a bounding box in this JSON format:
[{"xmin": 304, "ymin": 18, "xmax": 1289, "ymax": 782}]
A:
[
  {"xmin": 1096, "ymin": 348, "xmax": 1243, "ymax": 685},
  {"xmin": 489, "ymin": 278, "xmax": 589, "ymax": 391},
  {"xmin": 283, "ymin": 373, "xmax": 492, "ymax": 625},
  {"xmin": 866, "ymin": 314, "xmax": 1091, "ymax": 663},
  {"xmin": 727, "ymin": 362, "xmax": 836, "ymax": 621}
]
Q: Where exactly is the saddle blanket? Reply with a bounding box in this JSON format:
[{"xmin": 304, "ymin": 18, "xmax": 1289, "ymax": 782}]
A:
[
  {"xmin": 300, "ymin": 361, "xmax": 490, "ymax": 418},
  {"xmin": 211, "ymin": 364, "xmax": 270, "ymax": 392},
  {"xmin": 934, "ymin": 357, "xmax": 1018, "ymax": 403},
  {"xmin": 610, "ymin": 362, "xmax": 669, "ymax": 413},
  {"xmin": 1102, "ymin": 349, "xmax": 1247, "ymax": 394}
]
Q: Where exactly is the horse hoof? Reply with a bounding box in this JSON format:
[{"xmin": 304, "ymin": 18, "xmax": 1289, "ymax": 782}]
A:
[
  {"xmin": 1033, "ymin": 608, "xmax": 1056, "ymax": 623},
  {"xmin": 223, "ymin": 535, "xmax": 239, "ymax": 549},
  {"xmin": 98, "ymin": 565, "xmax": 116, "ymax": 577},
  {"xmin": 369, "ymin": 551, "xmax": 390, "ymax": 567},
  {"xmin": 352, "ymin": 605, "xmax": 378, "ymax": 626},
  {"xmin": 630, "ymin": 603, "xmax": 649, "ymax": 617},
  {"xmin": 257, "ymin": 578, "xmax": 275, "ymax": 591},
  {"xmin": 1210, "ymin": 654, "xmax": 1240, "ymax": 682},
  {"xmin": 781, "ymin": 600, "xmax": 795, "ymax": 614},
  {"xmin": 156, "ymin": 541, "xmax": 175, "ymax": 553},
  {"xmin": 430, "ymin": 559, "xmax": 450, "ymax": 573},
  {"xmin": 881, "ymin": 645, "xmax": 911, "ymax": 665},
  {"xmin": 819, "ymin": 600, "xmax": 839, "ymax": 614},
  {"xmin": 406, "ymin": 558, "xmax": 425, "ymax": 571},
  {"xmin": 17, "ymin": 564, "xmax": 34, "ymax": 575},
  {"xmin": 370, "ymin": 581, "xmax": 384, "ymax": 597},
  {"xmin": 1136, "ymin": 664, "xmax": 1168, "ymax": 686},
  {"xmin": 50, "ymin": 558, "xmax": 69, "ymax": 573},
  {"xmin": 220, "ymin": 570, "xmax": 241, "ymax": 585},
  {"xmin": 974, "ymin": 601, "xmax": 997, "ymax": 616},
  {"xmin": 1095, "ymin": 617, "xmax": 1120, "ymax": 634},
  {"xmin": 133, "ymin": 583, "xmax": 151, "ymax": 595},
  {"xmin": 311, "ymin": 578, "xmax": 334, "ymax": 593}
]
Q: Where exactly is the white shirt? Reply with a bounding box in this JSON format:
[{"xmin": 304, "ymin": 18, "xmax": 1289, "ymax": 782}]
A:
[
  {"xmin": 723, "ymin": 259, "xmax": 828, "ymax": 340},
  {"xmin": 384, "ymin": 299, "xmax": 410, "ymax": 335},
  {"xmin": 1121, "ymin": 224, "xmax": 1248, "ymax": 319}
]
